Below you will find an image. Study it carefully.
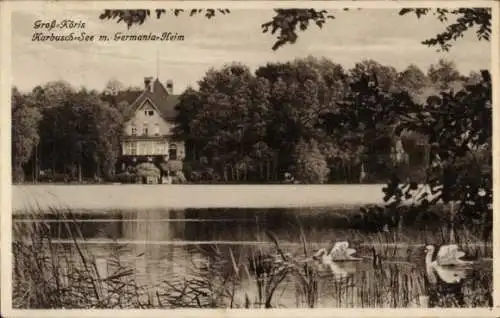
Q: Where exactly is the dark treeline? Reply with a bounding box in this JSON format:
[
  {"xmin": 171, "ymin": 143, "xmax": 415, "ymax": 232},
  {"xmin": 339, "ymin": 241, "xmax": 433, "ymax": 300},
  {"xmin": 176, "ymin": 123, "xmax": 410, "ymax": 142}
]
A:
[
  {"xmin": 171, "ymin": 57, "xmax": 486, "ymax": 184},
  {"xmin": 12, "ymin": 57, "xmax": 488, "ymax": 184}
]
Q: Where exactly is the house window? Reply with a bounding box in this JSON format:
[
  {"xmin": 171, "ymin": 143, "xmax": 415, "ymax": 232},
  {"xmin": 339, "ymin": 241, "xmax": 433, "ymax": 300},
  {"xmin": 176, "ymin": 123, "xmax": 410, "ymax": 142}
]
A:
[
  {"xmin": 146, "ymin": 141, "xmax": 154, "ymax": 155},
  {"xmin": 148, "ymin": 110, "xmax": 154, "ymax": 116},
  {"xmin": 154, "ymin": 123, "xmax": 160, "ymax": 136},
  {"xmin": 155, "ymin": 142, "xmax": 164, "ymax": 155},
  {"xmin": 130, "ymin": 142, "xmax": 137, "ymax": 155},
  {"xmin": 131, "ymin": 125, "xmax": 137, "ymax": 136},
  {"xmin": 169, "ymin": 144, "xmax": 177, "ymax": 160},
  {"xmin": 143, "ymin": 123, "xmax": 149, "ymax": 136},
  {"xmin": 138, "ymin": 142, "xmax": 147, "ymax": 156}
]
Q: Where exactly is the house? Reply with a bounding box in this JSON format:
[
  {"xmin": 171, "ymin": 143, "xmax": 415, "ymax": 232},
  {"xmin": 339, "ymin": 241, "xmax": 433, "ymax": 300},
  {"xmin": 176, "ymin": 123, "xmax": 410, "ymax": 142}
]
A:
[{"xmin": 116, "ymin": 77, "xmax": 185, "ymax": 180}]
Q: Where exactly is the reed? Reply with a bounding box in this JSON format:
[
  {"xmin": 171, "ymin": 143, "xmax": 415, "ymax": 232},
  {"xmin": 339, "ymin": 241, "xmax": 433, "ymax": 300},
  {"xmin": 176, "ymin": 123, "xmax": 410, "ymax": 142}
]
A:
[
  {"xmin": 12, "ymin": 205, "xmax": 493, "ymax": 309},
  {"xmin": 13, "ymin": 205, "xmax": 149, "ymax": 309}
]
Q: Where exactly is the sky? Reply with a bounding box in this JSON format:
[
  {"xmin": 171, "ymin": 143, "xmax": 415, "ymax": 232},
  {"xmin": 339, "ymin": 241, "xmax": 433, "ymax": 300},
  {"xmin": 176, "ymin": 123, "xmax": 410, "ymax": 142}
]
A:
[{"xmin": 11, "ymin": 8, "xmax": 492, "ymax": 94}]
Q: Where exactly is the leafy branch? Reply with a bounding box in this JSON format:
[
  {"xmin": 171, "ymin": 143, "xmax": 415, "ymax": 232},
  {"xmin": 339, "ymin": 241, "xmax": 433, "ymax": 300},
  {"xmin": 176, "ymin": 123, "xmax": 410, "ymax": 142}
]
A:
[
  {"xmin": 260, "ymin": 9, "xmax": 336, "ymax": 50},
  {"xmin": 98, "ymin": 9, "xmax": 231, "ymax": 28},
  {"xmin": 99, "ymin": 8, "xmax": 491, "ymax": 51},
  {"xmin": 399, "ymin": 8, "xmax": 492, "ymax": 51}
]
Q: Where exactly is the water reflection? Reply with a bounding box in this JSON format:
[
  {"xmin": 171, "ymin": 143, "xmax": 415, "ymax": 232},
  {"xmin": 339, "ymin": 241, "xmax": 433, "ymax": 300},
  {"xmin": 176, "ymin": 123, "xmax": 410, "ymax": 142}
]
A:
[{"xmin": 12, "ymin": 208, "xmax": 493, "ymax": 308}]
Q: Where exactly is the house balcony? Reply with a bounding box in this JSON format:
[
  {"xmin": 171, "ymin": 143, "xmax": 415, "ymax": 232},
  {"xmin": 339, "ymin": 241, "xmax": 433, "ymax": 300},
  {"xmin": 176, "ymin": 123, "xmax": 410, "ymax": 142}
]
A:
[{"xmin": 121, "ymin": 134, "xmax": 171, "ymax": 141}]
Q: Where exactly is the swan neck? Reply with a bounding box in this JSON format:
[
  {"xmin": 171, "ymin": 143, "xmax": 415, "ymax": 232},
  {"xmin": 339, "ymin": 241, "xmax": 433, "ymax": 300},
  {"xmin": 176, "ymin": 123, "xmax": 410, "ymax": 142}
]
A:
[
  {"xmin": 425, "ymin": 250, "xmax": 435, "ymax": 268},
  {"xmin": 424, "ymin": 250, "xmax": 437, "ymax": 283}
]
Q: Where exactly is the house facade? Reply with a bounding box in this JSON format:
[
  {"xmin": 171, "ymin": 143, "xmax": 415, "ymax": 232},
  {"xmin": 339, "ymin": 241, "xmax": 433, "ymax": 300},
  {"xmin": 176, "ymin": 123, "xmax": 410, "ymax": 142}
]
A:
[{"xmin": 117, "ymin": 77, "xmax": 185, "ymax": 180}]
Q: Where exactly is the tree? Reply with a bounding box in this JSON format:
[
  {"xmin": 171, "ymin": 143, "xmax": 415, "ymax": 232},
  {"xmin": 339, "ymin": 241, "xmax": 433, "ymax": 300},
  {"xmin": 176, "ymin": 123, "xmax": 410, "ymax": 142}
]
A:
[
  {"xmin": 328, "ymin": 72, "xmax": 417, "ymax": 182},
  {"xmin": 100, "ymin": 81, "xmax": 138, "ymax": 120},
  {"xmin": 11, "ymin": 87, "xmax": 42, "ymax": 183},
  {"xmin": 349, "ymin": 60, "xmax": 399, "ymax": 93},
  {"xmin": 94, "ymin": 102, "xmax": 124, "ymax": 179},
  {"xmin": 427, "ymin": 59, "xmax": 463, "ymax": 90},
  {"xmin": 386, "ymin": 70, "xmax": 492, "ymax": 242},
  {"xmin": 103, "ymin": 78, "xmax": 125, "ymax": 96},
  {"xmin": 397, "ymin": 64, "xmax": 429, "ymax": 96},
  {"xmin": 466, "ymin": 71, "xmax": 484, "ymax": 85},
  {"xmin": 256, "ymin": 57, "xmax": 349, "ymax": 176},
  {"xmin": 172, "ymin": 87, "xmax": 204, "ymax": 161},
  {"xmin": 99, "ymin": 8, "xmax": 491, "ymax": 51},
  {"xmin": 37, "ymin": 81, "xmax": 75, "ymax": 107},
  {"xmin": 176, "ymin": 63, "xmax": 272, "ymax": 182},
  {"xmin": 292, "ymin": 139, "xmax": 330, "ymax": 184},
  {"xmin": 66, "ymin": 90, "xmax": 124, "ymax": 180},
  {"xmin": 33, "ymin": 81, "xmax": 76, "ymax": 176},
  {"xmin": 32, "ymin": 84, "xmax": 125, "ymax": 181}
]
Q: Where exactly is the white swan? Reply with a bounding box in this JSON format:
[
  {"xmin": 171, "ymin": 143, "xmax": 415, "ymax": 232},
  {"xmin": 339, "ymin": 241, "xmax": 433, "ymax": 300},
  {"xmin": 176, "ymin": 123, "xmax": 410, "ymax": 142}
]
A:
[
  {"xmin": 312, "ymin": 242, "xmax": 361, "ymax": 281},
  {"xmin": 322, "ymin": 241, "xmax": 362, "ymax": 262},
  {"xmin": 424, "ymin": 244, "xmax": 473, "ymax": 284}
]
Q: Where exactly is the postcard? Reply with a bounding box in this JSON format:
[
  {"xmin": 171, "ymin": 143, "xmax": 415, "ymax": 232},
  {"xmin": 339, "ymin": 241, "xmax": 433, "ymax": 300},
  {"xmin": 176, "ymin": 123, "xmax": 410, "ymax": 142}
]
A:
[{"xmin": 1, "ymin": 1, "xmax": 498, "ymax": 317}]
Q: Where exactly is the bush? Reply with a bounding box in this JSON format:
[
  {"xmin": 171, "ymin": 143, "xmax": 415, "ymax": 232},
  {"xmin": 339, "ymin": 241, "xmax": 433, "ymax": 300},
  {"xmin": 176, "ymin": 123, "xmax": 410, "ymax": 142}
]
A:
[
  {"xmin": 12, "ymin": 166, "xmax": 25, "ymax": 183},
  {"xmin": 113, "ymin": 171, "xmax": 137, "ymax": 183},
  {"xmin": 136, "ymin": 163, "xmax": 160, "ymax": 178},
  {"xmin": 165, "ymin": 160, "xmax": 183, "ymax": 173},
  {"xmin": 171, "ymin": 171, "xmax": 188, "ymax": 184}
]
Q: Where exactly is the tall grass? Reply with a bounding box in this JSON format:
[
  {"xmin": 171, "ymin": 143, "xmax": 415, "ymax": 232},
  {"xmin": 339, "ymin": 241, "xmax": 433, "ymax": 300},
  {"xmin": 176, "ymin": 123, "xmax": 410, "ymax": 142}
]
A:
[{"xmin": 13, "ymin": 206, "xmax": 150, "ymax": 308}]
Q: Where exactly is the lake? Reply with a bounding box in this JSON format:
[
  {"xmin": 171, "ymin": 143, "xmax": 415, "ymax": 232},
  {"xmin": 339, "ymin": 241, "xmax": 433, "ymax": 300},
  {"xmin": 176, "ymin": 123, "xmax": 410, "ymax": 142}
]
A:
[{"xmin": 12, "ymin": 205, "xmax": 493, "ymax": 309}]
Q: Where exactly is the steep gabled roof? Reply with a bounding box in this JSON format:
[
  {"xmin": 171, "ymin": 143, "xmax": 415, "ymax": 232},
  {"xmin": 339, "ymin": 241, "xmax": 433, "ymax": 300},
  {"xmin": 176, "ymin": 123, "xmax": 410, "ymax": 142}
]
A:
[
  {"xmin": 129, "ymin": 78, "xmax": 179, "ymax": 120},
  {"xmin": 116, "ymin": 90, "xmax": 143, "ymax": 105}
]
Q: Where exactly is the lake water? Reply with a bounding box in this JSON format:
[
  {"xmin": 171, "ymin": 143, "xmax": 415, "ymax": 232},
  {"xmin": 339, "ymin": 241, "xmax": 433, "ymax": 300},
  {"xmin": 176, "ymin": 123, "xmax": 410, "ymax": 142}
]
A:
[{"xmin": 12, "ymin": 207, "xmax": 493, "ymax": 309}]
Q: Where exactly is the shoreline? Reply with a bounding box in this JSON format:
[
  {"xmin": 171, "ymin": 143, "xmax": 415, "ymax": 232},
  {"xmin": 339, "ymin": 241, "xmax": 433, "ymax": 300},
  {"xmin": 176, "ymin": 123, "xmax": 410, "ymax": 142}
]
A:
[{"xmin": 11, "ymin": 184, "xmax": 437, "ymax": 213}]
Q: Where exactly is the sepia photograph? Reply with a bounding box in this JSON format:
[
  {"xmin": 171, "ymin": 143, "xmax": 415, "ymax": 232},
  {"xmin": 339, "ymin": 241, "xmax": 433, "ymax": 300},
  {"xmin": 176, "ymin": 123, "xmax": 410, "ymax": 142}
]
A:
[{"xmin": 2, "ymin": 0, "xmax": 497, "ymax": 314}]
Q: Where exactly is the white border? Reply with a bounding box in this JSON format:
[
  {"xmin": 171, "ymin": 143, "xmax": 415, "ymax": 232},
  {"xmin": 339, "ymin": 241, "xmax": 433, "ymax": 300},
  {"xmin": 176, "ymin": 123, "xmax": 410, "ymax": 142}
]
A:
[{"xmin": 1, "ymin": 1, "xmax": 499, "ymax": 317}]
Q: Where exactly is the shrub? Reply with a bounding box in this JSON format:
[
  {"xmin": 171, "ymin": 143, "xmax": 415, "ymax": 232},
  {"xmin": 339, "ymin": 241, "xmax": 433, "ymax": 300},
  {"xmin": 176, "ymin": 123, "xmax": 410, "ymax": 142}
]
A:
[
  {"xmin": 136, "ymin": 163, "xmax": 160, "ymax": 178},
  {"xmin": 113, "ymin": 171, "xmax": 137, "ymax": 184},
  {"xmin": 165, "ymin": 160, "xmax": 183, "ymax": 173}
]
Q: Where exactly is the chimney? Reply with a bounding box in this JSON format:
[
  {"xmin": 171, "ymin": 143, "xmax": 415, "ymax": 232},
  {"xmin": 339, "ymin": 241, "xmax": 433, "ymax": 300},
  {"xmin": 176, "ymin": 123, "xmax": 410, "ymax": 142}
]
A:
[
  {"xmin": 144, "ymin": 76, "xmax": 153, "ymax": 91},
  {"xmin": 166, "ymin": 80, "xmax": 173, "ymax": 94}
]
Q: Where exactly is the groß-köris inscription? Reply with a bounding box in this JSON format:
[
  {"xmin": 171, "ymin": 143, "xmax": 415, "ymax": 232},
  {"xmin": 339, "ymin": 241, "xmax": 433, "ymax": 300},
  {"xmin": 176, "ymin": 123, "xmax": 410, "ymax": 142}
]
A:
[
  {"xmin": 31, "ymin": 19, "xmax": 185, "ymax": 42},
  {"xmin": 33, "ymin": 19, "xmax": 87, "ymax": 31}
]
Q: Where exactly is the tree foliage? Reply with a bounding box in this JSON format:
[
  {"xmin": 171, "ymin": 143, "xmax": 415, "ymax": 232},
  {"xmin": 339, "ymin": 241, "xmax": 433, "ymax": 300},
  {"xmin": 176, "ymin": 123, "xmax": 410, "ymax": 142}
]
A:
[
  {"xmin": 172, "ymin": 57, "xmax": 476, "ymax": 184},
  {"xmin": 427, "ymin": 59, "xmax": 463, "ymax": 90},
  {"xmin": 98, "ymin": 8, "xmax": 231, "ymax": 28},
  {"xmin": 383, "ymin": 70, "xmax": 492, "ymax": 239},
  {"xmin": 11, "ymin": 87, "xmax": 42, "ymax": 182},
  {"xmin": 399, "ymin": 8, "xmax": 492, "ymax": 51},
  {"xmin": 14, "ymin": 82, "xmax": 125, "ymax": 182},
  {"xmin": 99, "ymin": 8, "xmax": 491, "ymax": 51}
]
